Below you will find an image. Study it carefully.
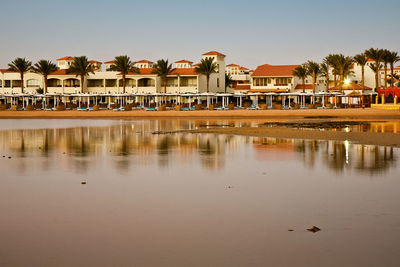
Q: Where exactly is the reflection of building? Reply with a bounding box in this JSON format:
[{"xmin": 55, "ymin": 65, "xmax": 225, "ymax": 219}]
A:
[{"xmin": 1, "ymin": 121, "xmax": 398, "ymax": 174}]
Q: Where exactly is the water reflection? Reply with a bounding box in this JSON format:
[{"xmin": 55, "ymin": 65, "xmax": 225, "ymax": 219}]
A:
[{"xmin": 0, "ymin": 119, "xmax": 398, "ymax": 175}]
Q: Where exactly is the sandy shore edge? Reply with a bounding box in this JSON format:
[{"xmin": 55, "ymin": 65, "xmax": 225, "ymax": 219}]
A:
[{"xmin": 0, "ymin": 108, "xmax": 400, "ymax": 119}]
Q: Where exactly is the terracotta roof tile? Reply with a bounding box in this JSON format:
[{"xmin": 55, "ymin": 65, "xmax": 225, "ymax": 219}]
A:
[
  {"xmin": 136, "ymin": 60, "xmax": 153, "ymax": 64},
  {"xmin": 0, "ymin": 69, "xmax": 17, "ymax": 73},
  {"xmin": 49, "ymin": 69, "xmax": 72, "ymax": 75},
  {"xmin": 251, "ymin": 64, "xmax": 300, "ymax": 77},
  {"xmin": 235, "ymin": 84, "xmax": 251, "ymax": 90},
  {"xmin": 104, "ymin": 60, "xmax": 115, "ymax": 64},
  {"xmin": 202, "ymin": 51, "xmax": 225, "ymax": 57},
  {"xmin": 175, "ymin": 60, "xmax": 193, "ymax": 64},
  {"xmin": 57, "ymin": 56, "xmax": 75, "ymax": 61},
  {"xmin": 227, "ymin": 64, "xmax": 240, "ymax": 67},
  {"xmin": 170, "ymin": 68, "xmax": 198, "ymax": 75},
  {"xmin": 89, "ymin": 60, "xmax": 102, "ymax": 64}
]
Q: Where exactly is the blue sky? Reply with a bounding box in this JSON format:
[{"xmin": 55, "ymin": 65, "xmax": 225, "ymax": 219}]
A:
[{"xmin": 0, "ymin": 0, "xmax": 399, "ymax": 69}]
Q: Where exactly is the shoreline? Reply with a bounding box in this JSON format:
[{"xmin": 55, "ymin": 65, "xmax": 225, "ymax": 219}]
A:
[{"xmin": 0, "ymin": 108, "xmax": 400, "ymax": 119}]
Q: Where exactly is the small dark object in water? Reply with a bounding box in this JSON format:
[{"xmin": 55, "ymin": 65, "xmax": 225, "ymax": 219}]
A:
[
  {"xmin": 2, "ymin": 155, "xmax": 5, "ymax": 158},
  {"xmin": 307, "ymin": 226, "xmax": 321, "ymax": 233},
  {"xmin": 63, "ymin": 152, "xmax": 66, "ymax": 154},
  {"xmin": 8, "ymin": 156, "xmax": 11, "ymax": 159},
  {"xmin": 288, "ymin": 229, "xmax": 294, "ymax": 232},
  {"xmin": 81, "ymin": 181, "xmax": 87, "ymax": 185},
  {"xmin": 227, "ymin": 186, "xmax": 233, "ymax": 189}
]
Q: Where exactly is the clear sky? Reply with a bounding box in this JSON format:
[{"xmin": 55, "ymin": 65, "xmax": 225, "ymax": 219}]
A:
[{"xmin": 0, "ymin": 0, "xmax": 399, "ymax": 69}]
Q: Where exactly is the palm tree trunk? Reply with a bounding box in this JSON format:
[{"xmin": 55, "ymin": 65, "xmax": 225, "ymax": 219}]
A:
[
  {"xmin": 44, "ymin": 75, "xmax": 48, "ymax": 94},
  {"xmin": 390, "ymin": 63, "xmax": 394, "ymax": 87},
  {"xmin": 375, "ymin": 60, "xmax": 379, "ymax": 90},
  {"xmin": 384, "ymin": 63, "xmax": 388, "ymax": 89},
  {"xmin": 333, "ymin": 71, "xmax": 337, "ymax": 86},
  {"xmin": 302, "ymin": 78, "xmax": 305, "ymax": 93},
  {"xmin": 122, "ymin": 74, "xmax": 126, "ymax": 94},
  {"xmin": 80, "ymin": 75, "xmax": 84, "ymax": 93},
  {"xmin": 312, "ymin": 73, "xmax": 316, "ymax": 93},
  {"xmin": 20, "ymin": 73, "xmax": 24, "ymax": 93},
  {"xmin": 361, "ymin": 66, "xmax": 365, "ymax": 106},
  {"xmin": 164, "ymin": 79, "xmax": 167, "ymax": 94},
  {"xmin": 206, "ymin": 75, "xmax": 210, "ymax": 93},
  {"xmin": 325, "ymin": 74, "xmax": 329, "ymax": 92}
]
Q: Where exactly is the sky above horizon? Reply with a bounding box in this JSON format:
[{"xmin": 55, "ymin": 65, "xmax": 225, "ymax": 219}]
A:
[{"xmin": 0, "ymin": 0, "xmax": 399, "ymax": 69}]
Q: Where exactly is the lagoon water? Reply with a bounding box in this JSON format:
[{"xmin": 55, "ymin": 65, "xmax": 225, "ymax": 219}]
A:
[{"xmin": 0, "ymin": 119, "xmax": 400, "ymax": 267}]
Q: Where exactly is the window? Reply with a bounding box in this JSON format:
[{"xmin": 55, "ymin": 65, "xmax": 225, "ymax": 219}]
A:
[
  {"xmin": 167, "ymin": 78, "xmax": 178, "ymax": 87},
  {"xmin": 87, "ymin": 79, "xmax": 104, "ymax": 87},
  {"xmin": 4, "ymin": 80, "xmax": 11, "ymax": 87},
  {"xmin": 217, "ymin": 78, "xmax": 220, "ymax": 88},
  {"xmin": 180, "ymin": 77, "xmax": 197, "ymax": 87},
  {"xmin": 106, "ymin": 79, "xmax": 117, "ymax": 87},
  {"xmin": 27, "ymin": 79, "xmax": 40, "ymax": 87}
]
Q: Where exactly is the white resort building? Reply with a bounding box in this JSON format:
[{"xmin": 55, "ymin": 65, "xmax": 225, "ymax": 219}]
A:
[{"xmin": 0, "ymin": 51, "xmax": 226, "ymax": 95}]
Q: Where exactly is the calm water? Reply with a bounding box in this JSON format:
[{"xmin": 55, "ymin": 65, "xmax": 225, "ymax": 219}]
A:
[{"xmin": 0, "ymin": 119, "xmax": 399, "ymax": 267}]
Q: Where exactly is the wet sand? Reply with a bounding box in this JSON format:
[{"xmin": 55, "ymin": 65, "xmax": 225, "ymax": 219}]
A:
[{"xmin": 0, "ymin": 108, "xmax": 400, "ymax": 119}]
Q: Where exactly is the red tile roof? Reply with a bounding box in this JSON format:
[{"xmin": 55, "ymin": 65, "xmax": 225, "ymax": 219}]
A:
[
  {"xmin": 136, "ymin": 60, "xmax": 153, "ymax": 64},
  {"xmin": 251, "ymin": 64, "xmax": 300, "ymax": 77},
  {"xmin": 294, "ymin": 84, "xmax": 313, "ymax": 90},
  {"xmin": 57, "ymin": 56, "xmax": 75, "ymax": 61},
  {"xmin": 235, "ymin": 84, "xmax": 251, "ymax": 90},
  {"xmin": 175, "ymin": 60, "xmax": 193, "ymax": 64},
  {"xmin": 227, "ymin": 64, "xmax": 240, "ymax": 67},
  {"xmin": 89, "ymin": 60, "xmax": 102, "ymax": 64},
  {"xmin": 49, "ymin": 69, "xmax": 72, "ymax": 75},
  {"xmin": 239, "ymin": 66, "xmax": 249, "ymax": 70},
  {"xmin": 171, "ymin": 68, "xmax": 198, "ymax": 75},
  {"xmin": 202, "ymin": 51, "xmax": 225, "ymax": 57},
  {"xmin": 104, "ymin": 60, "xmax": 115, "ymax": 64},
  {"xmin": 0, "ymin": 69, "xmax": 17, "ymax": 73}
]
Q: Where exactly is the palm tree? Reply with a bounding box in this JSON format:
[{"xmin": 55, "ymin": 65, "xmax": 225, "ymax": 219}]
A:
[
  {"xmin": 353, "ymin": 53, "xmax": 368, "ymax": 93},
  {"xmin": 305, "ymin": 61, "xmax": 321, "ymax": 93},
  {"xmin": 31, "ymin": 60, "xmax": 58, "ymax": 94},
  {"xmin": 382, "ymin": 49, "xmax": 391, "ymax": 88},
  {"xmin": 195, "ymin": 57, "xmax": 218, "ymax": 93},
  {"xmin": 109, "ymin": 55, "xmax": 139, "ymax": 94},
  {"xmin": 386, "ymin": 51, "xmax": 400, "ymax": 87},
  {"xmin": 225, "ymin": 73, "xmax": 233, "ymax": 93},
  {"xmin": 325, "ymin": 54, "xmax": 339, "ymax": 86},
  {"xmin": 335, "ymin": 54, "xmax": 354, "ymax": 85},
  {"xmin": 152, "ymin": 59, "xmax": 174, "ymax": 93},
  {"xmin": 293, "ymin": 65, "xmax": 308, "ymax": 93},
  {"xmin": 365, "ymin": 48, "xmax": 385, "ymax": 90},
  {"xmin": 66, "ymin": 56, "xmax": 95, "ymax": 93},
  {"xmin": 320, "ymin": 63, "xmax": 330, "ymax": 92},
  {"xmin": 8, "ymin": 58, "xmax": 32, "ymax": 93}
]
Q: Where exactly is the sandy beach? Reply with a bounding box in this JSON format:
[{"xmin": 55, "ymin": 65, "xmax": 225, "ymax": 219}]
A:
[{"xmin": 0, "ymin": 108, "xmax": 400, "ymax": 119}]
